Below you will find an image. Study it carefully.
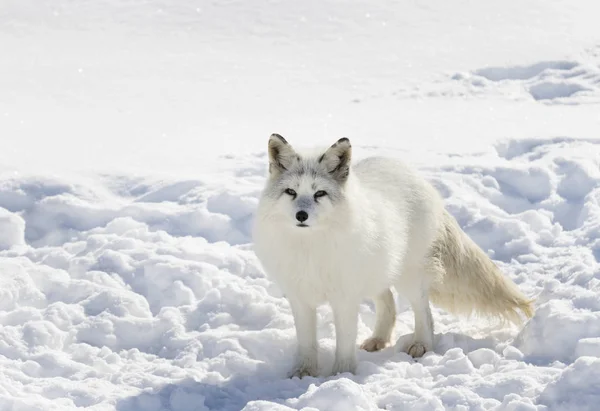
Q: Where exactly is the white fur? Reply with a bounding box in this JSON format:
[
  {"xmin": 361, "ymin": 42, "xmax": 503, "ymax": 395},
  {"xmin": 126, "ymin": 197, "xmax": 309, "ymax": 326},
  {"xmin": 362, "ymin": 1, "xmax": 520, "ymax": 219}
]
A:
[{"xmin": 253, "ymin": 136, "xmax": 534, "ymax": 378}]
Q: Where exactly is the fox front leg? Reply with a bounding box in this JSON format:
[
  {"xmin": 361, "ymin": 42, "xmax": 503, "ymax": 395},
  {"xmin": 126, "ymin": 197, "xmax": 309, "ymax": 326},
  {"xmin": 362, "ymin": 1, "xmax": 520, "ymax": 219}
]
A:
[{"xmin": 288, "ymin": 299, "xmax": 318, "ymax": 378}]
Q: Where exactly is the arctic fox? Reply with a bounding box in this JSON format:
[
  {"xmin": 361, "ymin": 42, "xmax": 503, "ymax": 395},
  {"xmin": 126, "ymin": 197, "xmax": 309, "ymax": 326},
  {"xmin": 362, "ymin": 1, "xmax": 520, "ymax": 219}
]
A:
[{"xmin": 252, "ymin": 134, "xmax": 534, "ymax": 378}]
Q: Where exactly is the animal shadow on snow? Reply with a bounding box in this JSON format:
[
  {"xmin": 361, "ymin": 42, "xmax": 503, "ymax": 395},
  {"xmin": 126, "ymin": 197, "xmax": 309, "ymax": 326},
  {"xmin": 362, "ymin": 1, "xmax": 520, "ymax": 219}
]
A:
[
  {"xmin": 114, "ymin": 361, "xmax": 332, "ymax": 411},
  {"xmin": 115, "ymin": 331, "xmax": 496, "ymax": 411},
  {"xmin": 114, "ymin": 362, "xmax": 312, "ymax": 411},
  {"xmin": 115, "ymin": 375, "xmax": 307, "ymax": 411}
]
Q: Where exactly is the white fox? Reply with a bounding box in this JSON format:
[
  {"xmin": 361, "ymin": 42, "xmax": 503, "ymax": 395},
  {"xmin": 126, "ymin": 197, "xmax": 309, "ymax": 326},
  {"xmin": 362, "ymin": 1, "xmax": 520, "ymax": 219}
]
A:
[{"xmin": 252, "ymin": 134, "xmax": 534, "ymax": 378}]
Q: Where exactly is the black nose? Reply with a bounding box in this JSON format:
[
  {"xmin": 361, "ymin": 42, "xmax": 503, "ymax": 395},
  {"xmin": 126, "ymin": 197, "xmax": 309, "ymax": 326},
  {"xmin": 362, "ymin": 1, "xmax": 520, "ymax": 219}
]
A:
[{"xmin": 296, "ymin": 211, "xmax": 308, "ymax": 222}]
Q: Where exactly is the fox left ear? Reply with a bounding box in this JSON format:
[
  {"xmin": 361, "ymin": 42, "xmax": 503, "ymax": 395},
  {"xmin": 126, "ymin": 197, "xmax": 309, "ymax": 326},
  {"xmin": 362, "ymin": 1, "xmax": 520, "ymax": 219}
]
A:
[{"xmin": 319, "ymin": 138, "xmax": 352, "ymax": 182}]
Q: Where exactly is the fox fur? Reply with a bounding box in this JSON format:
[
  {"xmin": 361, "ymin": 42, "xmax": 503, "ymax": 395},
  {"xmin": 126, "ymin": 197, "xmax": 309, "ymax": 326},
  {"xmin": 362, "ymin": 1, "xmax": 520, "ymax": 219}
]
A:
[{"xmin": 252, "ymin": 134, "xmax": 534, "ymax": 378}]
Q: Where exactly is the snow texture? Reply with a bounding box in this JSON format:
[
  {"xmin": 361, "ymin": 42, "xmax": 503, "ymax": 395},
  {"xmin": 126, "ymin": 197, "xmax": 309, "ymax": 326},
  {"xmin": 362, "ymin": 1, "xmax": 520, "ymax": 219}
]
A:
[
  {"xmin": 2, "ymin": 0, "xmax": 600, "ymax": 410},
  {"xmin": 0, "ymin": 208, "xmax": 26, "ymax": 250}
]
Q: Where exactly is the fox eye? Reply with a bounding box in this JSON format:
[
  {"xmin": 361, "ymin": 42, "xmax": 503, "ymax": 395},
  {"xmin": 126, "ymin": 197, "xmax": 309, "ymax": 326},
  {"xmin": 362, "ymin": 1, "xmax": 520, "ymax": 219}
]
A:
[
  {"xmin": 284, "ymin": 188, "xmax": 297, "ymax": 197},
  {"xmin": 314, "ymin": 190, "xmax": 327, "ymax": 199}
]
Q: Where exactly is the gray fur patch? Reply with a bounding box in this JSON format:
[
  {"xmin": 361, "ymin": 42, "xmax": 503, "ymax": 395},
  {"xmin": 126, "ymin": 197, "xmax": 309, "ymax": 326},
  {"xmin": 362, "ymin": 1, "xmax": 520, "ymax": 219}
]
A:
[
  {"xmin": 263, "ymin": 136, "xmax": 351, "ymax": 204},
  {"xmin": 264, "ymin": 155, "xmax": 345, "ymax": 203},
  {"xmin": 296, "ymin": 195, "xmax": 313, "ymax": 210}
]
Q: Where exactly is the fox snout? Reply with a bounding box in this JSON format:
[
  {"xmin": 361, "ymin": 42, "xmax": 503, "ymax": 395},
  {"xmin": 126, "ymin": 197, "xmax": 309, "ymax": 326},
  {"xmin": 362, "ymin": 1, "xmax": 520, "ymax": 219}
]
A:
[
  {"xmin": 294, "ymin": 196, "xmax": 313, "ymax": 227},
  {"xmin": 296, "ymin": 211, "xmax": 308, "ymax": 223}
]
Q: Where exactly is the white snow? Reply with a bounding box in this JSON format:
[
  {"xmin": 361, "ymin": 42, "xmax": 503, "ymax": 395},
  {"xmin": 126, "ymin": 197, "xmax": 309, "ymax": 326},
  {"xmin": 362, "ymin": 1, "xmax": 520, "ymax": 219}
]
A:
[
  {"xmin": 2, "ymin": 0, "xmax": 600, "ymax": 410},
  {"xmin": 0, "ymin": 207, "xmax": 26, "ymax": 250}
]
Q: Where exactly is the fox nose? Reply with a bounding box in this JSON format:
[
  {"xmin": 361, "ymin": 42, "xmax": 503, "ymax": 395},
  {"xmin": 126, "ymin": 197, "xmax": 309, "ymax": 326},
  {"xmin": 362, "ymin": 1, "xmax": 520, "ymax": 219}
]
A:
[{"xmin": 296, "ymin": 211, "xmax": 308, "ymax": 223}]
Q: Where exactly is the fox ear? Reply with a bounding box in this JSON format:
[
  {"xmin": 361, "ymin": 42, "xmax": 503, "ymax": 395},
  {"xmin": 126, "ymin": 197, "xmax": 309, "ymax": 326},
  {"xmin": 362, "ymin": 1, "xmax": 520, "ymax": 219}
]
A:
[
  {"xmin": 319, "ymin": 138, "xmax": 352, "ymax": 182},
  {"xmin": 268, "ymin": 133, "xmax": 297, "ymax": 175}
]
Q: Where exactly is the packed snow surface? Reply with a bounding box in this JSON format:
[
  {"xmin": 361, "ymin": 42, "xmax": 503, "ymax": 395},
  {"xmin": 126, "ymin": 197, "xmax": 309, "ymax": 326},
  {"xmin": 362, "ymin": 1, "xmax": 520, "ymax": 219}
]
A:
[{"xmin": 2, "ymin": 0, "xmax": 600, "ymax": 410}]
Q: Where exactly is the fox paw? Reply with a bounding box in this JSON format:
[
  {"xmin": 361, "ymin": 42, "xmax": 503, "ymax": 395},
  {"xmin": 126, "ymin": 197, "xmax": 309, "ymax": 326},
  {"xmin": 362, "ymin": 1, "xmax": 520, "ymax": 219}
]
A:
[
  {"xmin": 360, "ymin": 337, "xmax": 390, "ymax": 352},
  {"xmin": 288, "ymin": 363, "xmax": 318, "ymax": 379},
  {"xmin": 331, "ymin": 357, "xmax": 357, "ymax": 376},
  {"xmin": 405, "ymin": 342, "xmax": 427, "ymax": 358}
]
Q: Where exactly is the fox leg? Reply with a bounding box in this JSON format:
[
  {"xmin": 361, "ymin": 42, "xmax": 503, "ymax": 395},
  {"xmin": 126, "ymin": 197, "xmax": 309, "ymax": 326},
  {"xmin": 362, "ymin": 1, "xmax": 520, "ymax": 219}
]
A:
[
  {"xmin": 288, "ymin": 299, "xmax": 318, "ymax": 378},
  {"xmin": 360, "ymin": 289, "xmax": 396, "ymax": 352}
]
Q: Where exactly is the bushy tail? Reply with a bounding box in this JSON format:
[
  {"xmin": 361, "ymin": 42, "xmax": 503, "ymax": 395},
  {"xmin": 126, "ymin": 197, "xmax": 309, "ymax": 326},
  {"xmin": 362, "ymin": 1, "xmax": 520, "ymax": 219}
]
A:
[{"xmin": 429, "ymin": 210, "xmax": 534, "ymax": 324}]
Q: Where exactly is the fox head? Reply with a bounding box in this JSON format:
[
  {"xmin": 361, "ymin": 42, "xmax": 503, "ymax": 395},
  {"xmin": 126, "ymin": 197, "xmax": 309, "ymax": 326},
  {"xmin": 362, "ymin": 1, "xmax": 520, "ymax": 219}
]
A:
[{"xmin": 259, "ymin": 133, "xmax": 352, "ymax": 229}]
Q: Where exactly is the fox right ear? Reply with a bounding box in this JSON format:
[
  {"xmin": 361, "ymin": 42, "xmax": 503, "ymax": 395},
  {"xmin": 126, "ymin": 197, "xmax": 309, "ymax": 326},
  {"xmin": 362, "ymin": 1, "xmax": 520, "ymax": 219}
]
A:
[{"xmin": 268, "ymin": 133, "xmax": 297, "ymax": 175}]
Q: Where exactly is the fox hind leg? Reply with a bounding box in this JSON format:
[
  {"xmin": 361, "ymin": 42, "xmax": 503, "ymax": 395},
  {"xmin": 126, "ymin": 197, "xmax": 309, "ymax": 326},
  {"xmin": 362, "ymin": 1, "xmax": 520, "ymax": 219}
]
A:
[
  {"xmin": 360, "ymin": 289, "xmax": 396, "ymax": 352},
  {"xmin": 397, "ymin": 286, "xmax": 434, "ymax": 358}
]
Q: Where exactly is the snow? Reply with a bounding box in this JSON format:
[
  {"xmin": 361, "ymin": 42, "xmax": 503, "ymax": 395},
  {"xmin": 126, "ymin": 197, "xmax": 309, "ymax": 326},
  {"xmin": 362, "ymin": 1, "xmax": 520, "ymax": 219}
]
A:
[
  {"xmin": 0, "ymin": 207, "xmax": 26, "ymax": 250},
  {"xmin": 2, "ymin": 0, "xmax": 600, "ymax": 410}
]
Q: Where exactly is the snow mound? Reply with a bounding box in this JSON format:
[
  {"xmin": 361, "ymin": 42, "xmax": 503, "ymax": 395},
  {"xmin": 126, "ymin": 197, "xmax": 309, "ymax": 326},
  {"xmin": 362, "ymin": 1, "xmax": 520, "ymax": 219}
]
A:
[
  {"xmin": 539, "ymin": 357, "xmax": 600, "ymax": 410},
  {"xmin": 438, "ymin": 47, "xmax": 600, "ymax": 104},
  {"xmin": 0, "ymin": 207, "xmax": 25, "ymax": 250},
  {"xmin": 474, "ymin": 61, "xmax": 579, "ymax": 81},
  {"xmin": 293, "ymin": 379, "xmax": 376, "ymax": 411}
]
